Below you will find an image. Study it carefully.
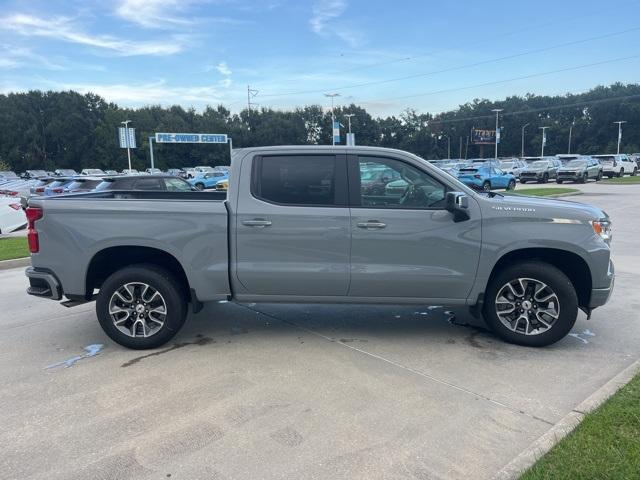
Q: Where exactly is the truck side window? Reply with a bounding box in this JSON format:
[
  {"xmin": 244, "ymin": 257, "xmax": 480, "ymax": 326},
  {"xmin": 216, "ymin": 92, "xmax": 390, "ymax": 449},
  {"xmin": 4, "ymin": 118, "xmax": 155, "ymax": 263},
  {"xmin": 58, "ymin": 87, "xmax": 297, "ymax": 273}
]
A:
[
  {"xmin": 357, "ymin": 157, "xmax": 446, "ymax": 209},
  {"xmin": 254, "ymin": 155, "xmax": 336, "ymax": 206},
  {"xmin": 164, "ymin": 178, "xmax": 192, "ymax": 191}
]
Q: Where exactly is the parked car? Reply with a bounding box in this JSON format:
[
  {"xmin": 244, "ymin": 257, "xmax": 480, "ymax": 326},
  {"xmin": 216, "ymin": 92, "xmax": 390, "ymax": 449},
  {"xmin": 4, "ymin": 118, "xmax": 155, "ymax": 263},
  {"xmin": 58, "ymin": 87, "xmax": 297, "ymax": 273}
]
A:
[
  {"xmin": 0, "ymin": 171, "xmax": 19, "ymax": 182},
  {"xmin": 145, "ymin": 168, "xmax": 163, "ymax": 175},
  {"xmin": 42, "ymin": 178, "xmax": 77, "ymax": 196},
  {"xmin": 103, "ymin": 170, "xmax": 119, "ymax": 176},
  {"xmin": 21, "ymin": 170, "xmax": 48, "ymax": 179},
  {"xmin": 182, "ymin": 167, "xmax": 197, "ymax": 179},
  {"xmin": 60, "ymin": 177, "xmax": 105, "ymax": 193},
  {"xmin": 520, "ymin": 158, "xmax": 560, "ymax": 183},
  {"xmin": 0, "ymin": 196, "xmax": 26, "ymax": 233},
  {"xmin": 630, "ymin": 153, "xmax": 640, "ymax": 169},
  {"xmin": 54, "ymin": 169, "xmax": 78, "ymax": 177},
  {"xmin": 592, "ymin": 154, "xmax": 637, "ymax": 178},
  {"xmin": 81, "ymin": 169, "xmax": 106, "ymax": 176},
  {"xmin": 498, "ymin": 158, "xmax": 527, "ymax": 178},
  {"xmin": 94, "ymin": 175, "xmax": 195, "ymax": 192},
  {"xmin": 215, "ymin": 178, "xmax": 229, "ymax": 191},
  {"xmin": 194, "ymin": 166, "xmax": 215, "ymax": 174},
  {"xmin": 30, "ymin": 177, "xmax": 60, "ymax": 195},
  {"xmin": 557, "ymin": 157, "xmax": 603, "ymax": 183},
  {"xmin": 121, "ymin": 169, "xmax": 140, "ymax": 175},
  {"xmin": 25, "ymin": 145, "xmax": 614, "ymax": 350},
  {"xmin": 457, "ymin": 165, "xmax": 516, "ymax": 191},
  {"xmin": 166, "ymin": 168, "xmax": 185, "ymax": 177},
  {"xmin": 360, "ymin": 167, "xmax": 402, "ymax": 194},
  {"xmin": 188, "ymin": 171, "xmax": 228, "ymax": 190}
]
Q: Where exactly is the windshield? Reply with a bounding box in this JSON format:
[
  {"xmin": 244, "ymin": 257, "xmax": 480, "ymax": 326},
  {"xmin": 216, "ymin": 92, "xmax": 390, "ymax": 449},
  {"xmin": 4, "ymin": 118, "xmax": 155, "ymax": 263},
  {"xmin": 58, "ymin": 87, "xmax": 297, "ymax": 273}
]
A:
[
  {"xmin": 29, "ymin": 170, "xmax": 48, "ymax": 177},
  {"xmin": 531, "ymin": 161, "xmax": 549, "ymax": 168},
  {"xmin": 85, "ymin": 169, "xmax": 104, "ymax": 175},
  {"xmin": 595, "ymin": 156, "xmax": 615, "ymax": 162},
  {"xmin": 500, "ymin": 162, "xmax": 514, "ymax": 169},
  {"xmin": 566, "ymin": 160, "xmax": 587, "ymax": 168},
  {"xmin": 458, "ymin": 168, "xmax": 478, "ymax": 173},
  {"xmin": 66, "ymin": 180, "xmax": 101, "ymax": 190}
]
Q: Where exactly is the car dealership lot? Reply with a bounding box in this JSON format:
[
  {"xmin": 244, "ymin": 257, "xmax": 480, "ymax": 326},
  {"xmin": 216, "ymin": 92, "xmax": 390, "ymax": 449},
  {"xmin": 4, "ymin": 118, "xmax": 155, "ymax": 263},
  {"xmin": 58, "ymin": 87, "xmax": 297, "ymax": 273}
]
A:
[{"xmin": 1, "ymin": 182, "xmax": 639, "ymax": 480}]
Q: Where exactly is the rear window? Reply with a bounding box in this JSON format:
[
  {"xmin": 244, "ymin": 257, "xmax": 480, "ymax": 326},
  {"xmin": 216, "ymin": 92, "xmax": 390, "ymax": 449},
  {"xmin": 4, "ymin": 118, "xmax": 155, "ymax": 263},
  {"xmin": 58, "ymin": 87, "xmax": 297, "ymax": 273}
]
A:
[
  {"xmin": 67, "ymin": 180, "xmax": 102, "ymax": 190},
  {"xmin": 253, "ymin": 155, "xmax": 336, "ymax": 206},
  {"xmin": 458, "ymin": 168, "xmax": 478, "ymax": 173},
  {"xmin": 595, "ymin": 156, "xmax": 615, "ymax": 162}
]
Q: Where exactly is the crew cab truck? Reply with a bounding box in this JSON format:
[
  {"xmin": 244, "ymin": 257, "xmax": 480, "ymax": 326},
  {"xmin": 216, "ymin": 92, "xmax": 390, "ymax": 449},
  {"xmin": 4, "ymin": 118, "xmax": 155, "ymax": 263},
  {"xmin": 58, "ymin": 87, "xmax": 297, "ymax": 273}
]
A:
[{"xmin": 25, "ymin": 146, "xmax": 614, "ymax": 349}]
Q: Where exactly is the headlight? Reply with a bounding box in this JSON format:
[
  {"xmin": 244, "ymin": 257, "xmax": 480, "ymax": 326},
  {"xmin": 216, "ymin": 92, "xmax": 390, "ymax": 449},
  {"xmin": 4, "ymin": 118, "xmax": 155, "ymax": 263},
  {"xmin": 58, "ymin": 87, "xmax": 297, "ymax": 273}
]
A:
[{"xmin": 592, "ymin": 219, "xmax": 612, "ymax": 243}]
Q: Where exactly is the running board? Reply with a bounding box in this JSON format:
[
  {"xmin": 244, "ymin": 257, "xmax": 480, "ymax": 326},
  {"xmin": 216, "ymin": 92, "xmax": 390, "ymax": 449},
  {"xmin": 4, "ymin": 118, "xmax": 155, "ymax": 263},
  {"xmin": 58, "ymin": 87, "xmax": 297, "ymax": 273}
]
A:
[{"xmin": 60, "ymin": 294, "xmax": 97, "ymax": 308}]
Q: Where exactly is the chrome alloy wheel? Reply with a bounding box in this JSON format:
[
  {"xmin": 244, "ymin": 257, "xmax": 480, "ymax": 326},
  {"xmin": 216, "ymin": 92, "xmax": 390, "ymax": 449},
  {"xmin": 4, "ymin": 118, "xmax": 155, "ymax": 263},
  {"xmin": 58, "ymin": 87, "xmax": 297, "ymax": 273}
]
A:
[
  {"xmin": 108, "ymin": 282, "xmax": 167, "ymax": 338},
  {"xmin": 494, "ymin": 277, "xmax": 560, "ymax": 335}
]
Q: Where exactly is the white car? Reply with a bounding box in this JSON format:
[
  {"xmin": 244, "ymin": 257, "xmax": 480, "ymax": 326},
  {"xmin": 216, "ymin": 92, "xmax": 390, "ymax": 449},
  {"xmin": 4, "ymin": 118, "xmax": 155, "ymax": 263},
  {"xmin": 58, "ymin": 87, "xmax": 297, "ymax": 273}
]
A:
[
  {"xmin": 81, "ymin": 169, "xmax": 106, "ymax": 176},
  {"xmin": 592, "ymin": 154, "xmax": 637, "ymax": 178},
  {"xmin": 498, "ymin": 158, "xmax": 526, "ymax": 178},
  {"xmin": 0, "ymin": 197, "xmax": 27, "ymax": 234}
]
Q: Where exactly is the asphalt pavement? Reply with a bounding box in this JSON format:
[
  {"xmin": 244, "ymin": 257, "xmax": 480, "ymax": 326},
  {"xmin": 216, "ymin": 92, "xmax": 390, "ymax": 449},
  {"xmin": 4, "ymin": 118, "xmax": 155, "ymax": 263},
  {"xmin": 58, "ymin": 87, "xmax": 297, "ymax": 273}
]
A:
[{"xmin": 1, "ymin": 180, "xmax": 639, "ymax": 480}]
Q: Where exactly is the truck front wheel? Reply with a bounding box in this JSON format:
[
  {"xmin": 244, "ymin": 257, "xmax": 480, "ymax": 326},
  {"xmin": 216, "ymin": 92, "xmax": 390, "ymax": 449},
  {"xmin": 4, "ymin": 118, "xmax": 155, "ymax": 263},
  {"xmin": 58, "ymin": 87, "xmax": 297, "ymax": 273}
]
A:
[
  {"xmin": 96, "ymin": 264, "xmax": 187, "ymax": 349},
  {"xmin": 482, "ymin": 262, "xmax": 578, "ymax": 347}
]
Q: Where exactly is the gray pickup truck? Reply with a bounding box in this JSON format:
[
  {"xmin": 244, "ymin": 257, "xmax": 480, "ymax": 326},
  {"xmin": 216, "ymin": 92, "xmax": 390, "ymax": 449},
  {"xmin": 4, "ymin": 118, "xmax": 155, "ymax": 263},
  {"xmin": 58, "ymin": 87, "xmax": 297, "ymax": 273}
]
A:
[{"xmin": 25, "ymin": 146, "xmax": 614, "ymax": 349}]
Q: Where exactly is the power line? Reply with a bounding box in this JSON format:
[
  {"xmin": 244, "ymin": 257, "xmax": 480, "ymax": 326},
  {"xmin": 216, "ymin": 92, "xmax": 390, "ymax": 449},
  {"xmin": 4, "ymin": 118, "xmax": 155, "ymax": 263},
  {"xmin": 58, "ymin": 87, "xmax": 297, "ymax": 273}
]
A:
[
  {"xmin": 367, "ymin": 54, "xmax": 640, "ymax": 103},
  {"xmin": 257, "ymin": 27, "xmax": 640, "ymax": 98}
]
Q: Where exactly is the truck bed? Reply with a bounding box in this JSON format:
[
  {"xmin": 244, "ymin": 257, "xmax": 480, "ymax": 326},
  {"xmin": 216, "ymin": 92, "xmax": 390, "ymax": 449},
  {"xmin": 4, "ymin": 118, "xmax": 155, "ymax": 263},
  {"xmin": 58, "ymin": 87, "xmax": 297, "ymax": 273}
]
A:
[{"xmin": 27, "ymin": 190, "xmax": 231, "ymax": 302}]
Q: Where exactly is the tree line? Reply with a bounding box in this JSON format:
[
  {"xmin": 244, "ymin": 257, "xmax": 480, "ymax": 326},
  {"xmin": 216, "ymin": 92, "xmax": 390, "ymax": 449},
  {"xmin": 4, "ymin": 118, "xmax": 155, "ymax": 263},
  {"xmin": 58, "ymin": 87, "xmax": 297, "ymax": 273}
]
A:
[{"xmin": 0, "ymin": 83, "xmax": 638, "ymax": 173}]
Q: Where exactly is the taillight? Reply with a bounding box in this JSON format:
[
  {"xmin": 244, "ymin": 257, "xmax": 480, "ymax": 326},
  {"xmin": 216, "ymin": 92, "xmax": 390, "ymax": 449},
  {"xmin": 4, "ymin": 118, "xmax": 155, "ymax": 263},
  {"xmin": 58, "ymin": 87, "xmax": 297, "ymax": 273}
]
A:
[
  {"xmin": 474, "ymin": 174, "xmax": 482, "ymax": 179},
  {"xmin": 8, "ymin": 203, "xmax": 21, "ymax": 210},
  {"xmin": 26, "ymin": 207, "xmax": 43, "ymax": 253},
  {"xmin": 35, "ymin": 187, "xmax": 45, "ymax": 193},
  {"xmin": 52, "ymin": 188, "xmax": 63, "ymax": 193},
  {"xmin": 2, "ymin": 190, "xmax": 19, "ymax": 196}
]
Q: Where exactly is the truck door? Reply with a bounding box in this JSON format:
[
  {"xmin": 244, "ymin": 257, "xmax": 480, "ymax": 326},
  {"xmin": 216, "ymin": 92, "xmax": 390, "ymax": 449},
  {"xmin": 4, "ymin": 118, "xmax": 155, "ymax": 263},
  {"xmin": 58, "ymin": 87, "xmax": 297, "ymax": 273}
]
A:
[
  {"xmin": 235, "ymin": 153, "xmax": 351, "ymax": 296},
  {"xmin": 348, "ymin": 155, "xmax": 482, "ymax": 299}
]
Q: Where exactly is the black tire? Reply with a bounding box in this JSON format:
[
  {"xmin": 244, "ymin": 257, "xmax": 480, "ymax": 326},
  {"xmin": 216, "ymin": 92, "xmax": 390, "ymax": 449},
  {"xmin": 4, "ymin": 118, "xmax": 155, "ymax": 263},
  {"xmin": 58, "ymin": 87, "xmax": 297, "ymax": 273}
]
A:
[
  {"xmin": 520, "ymin": 179, "xmax": 527, "ymax": 184},
  {"xmin": 556, "ymin": 179, "xmax": 563, "ymax": 184},
  {"xmin": 96, "ymin": 264, "xmax": 188, "ymax": 349},
  {"xmin": 618, "ymin": 168, "xmax": 623, "ymax": 178},
  {"xmin": 596, "ymin": 171, "xmax": 602, "ymax": 181},
  {"xmin": 542, "ymin": 173, "xmax": 549, "ymax": 184},
  {"xmin": 482, "ymin": 181, "xmax": 491, "ymax": 191},
  {"xmin": 195, "ymin": 182, "xmax": 205, "ymax": 190},
  {"xmin": 506, "ymin": 179, "xmax": 516, "ymax": 191},
  {"xmin": 633, "ymin": 168, "xmax": 638, "ymax": 177},
  {"xmin": 580, "ymin": 173, "xmax": 587, "ymax": 184},
  {"xmin": 482, "ymin": 262, "xmax": 578, "ymax": 347}
]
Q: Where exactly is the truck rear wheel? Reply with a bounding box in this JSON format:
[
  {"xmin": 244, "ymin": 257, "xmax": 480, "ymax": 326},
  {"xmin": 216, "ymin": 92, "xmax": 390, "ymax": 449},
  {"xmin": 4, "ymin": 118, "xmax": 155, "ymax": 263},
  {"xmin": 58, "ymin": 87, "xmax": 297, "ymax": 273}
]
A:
[
  {"xmin": 482, "ymin": 262, "xmax": 578, "ymax": 347},
  {"xmin": 96, "ymin": 264, "xmax": 187, "ymax": 349}
]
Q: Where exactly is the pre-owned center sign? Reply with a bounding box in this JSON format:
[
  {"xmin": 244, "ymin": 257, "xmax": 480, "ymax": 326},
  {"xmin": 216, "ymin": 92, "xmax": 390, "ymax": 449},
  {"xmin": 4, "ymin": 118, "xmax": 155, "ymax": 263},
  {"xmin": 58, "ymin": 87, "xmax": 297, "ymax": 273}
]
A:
[{"xmin": 155, "ymin": 133, "xmax": 228, "ymax": 144}]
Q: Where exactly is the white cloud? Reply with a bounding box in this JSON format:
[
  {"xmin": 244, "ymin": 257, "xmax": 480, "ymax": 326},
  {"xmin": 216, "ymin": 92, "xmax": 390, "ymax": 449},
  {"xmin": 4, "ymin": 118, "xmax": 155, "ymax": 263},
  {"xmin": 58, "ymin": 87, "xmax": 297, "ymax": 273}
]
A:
[
  {"xmin": 309, "ymin": 0, "xmax": 363, "ymax": 47},
  {"xmin": 310, "ymin": 0, "xmax": 348, "ymax": 34},
  {"xmin": 0, "ymin": 14, "xmax": 185, "ymax": 56},
  {"xmin": 0, "ymin": 45, "xmax": 65, "ymax": 70},
  {"xmin": 115, "ymin": 0, "xmax": 193, "ymax": 28},
  {"xmin": 218, "ymin": 78, "xmax": 232, "ymax": 88},
  {"xmin": 216, "ymin": 62, "xmax": 232, "ymax": 76}
]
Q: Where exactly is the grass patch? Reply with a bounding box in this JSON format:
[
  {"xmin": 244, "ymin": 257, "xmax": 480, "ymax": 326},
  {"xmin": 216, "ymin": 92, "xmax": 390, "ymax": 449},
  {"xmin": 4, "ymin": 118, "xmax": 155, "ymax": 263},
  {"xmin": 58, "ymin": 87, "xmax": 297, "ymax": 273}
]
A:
[
  {"xmin": 0, "ymin": 236, "xmax": 29, "ymax": 261},
  {"xmin": 521, "ymin": 371, "xmax": 640, "ymax": 480},
  {"xmin": 601, "ymin": 175, "xmax": 640, "ymax": 184},
  {"xmin": 506, "ymin": 187, "xmax": 580, "ymax": 197}
]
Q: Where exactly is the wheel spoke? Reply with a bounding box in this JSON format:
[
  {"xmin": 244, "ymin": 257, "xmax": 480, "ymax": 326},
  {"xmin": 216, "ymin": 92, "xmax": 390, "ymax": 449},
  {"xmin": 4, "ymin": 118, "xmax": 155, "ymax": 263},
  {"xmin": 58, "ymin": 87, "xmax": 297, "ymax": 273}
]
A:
[{"xmin": 109, "ymin": 282, "xmax": 167, "ymax": 338}]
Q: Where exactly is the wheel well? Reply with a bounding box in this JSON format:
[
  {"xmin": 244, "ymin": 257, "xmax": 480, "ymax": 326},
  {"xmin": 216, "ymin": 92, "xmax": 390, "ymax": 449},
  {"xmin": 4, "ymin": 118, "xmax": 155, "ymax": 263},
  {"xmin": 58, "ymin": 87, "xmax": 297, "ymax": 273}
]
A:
[
  {"xmin": 489, "ymin": 248, "xmax": 592, "ymax": 307},
  {"xmin": 85, "ymin": 246, "xmax": 190, "ymax": 300}
]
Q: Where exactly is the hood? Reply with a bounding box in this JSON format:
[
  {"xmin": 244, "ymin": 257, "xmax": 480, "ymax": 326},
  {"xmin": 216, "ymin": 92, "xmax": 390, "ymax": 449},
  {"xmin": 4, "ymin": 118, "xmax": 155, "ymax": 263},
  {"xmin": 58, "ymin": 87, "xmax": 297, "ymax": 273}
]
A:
[
  {"xmin": 558, "ymin": 167, "xmax": 585, "ymax": 172},
  {"xmin": 480, "ymin": 193, "xmax": 607, "ymax": 221}
]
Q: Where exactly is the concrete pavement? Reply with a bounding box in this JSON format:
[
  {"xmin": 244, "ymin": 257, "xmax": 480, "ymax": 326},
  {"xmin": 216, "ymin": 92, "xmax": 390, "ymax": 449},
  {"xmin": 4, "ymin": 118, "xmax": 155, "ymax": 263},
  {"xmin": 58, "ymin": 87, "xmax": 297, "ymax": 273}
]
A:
[{"xmin": 1, "ymin": 181, "xmax": 639, "ymax": 480}]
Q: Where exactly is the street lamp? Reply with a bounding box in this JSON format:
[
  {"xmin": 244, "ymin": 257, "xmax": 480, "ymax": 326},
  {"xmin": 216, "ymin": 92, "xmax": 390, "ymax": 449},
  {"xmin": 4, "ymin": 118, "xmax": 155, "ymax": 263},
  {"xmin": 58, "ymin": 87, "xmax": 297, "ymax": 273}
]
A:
[
  {"xmin": 121, "ymin": 120, "xmax": 132, "ymax": 171},
  {"xmin": 614, "ymin": 121, "xmax": 627, "ymax": 154},
  {"xmin": 324, "ymin": 93, "xmax": 340, "ymax": 145},
  {"xmin": 568, "ymin": 118, "xmax": 575, "ymax": 154},
  {"xmin": 439, "ymin": 134, "xmax": 451, "ymax": 159},
  {"xmin": 521, "ymin": 123, "xmax": 530, "ymax": 158},
  {"xmin": 539, "ymin": 126, "xmax": 550, "ymax": 157},
  {"xmin": 491, "ymin": 108, "xmax": 503, "ymax": 164}
]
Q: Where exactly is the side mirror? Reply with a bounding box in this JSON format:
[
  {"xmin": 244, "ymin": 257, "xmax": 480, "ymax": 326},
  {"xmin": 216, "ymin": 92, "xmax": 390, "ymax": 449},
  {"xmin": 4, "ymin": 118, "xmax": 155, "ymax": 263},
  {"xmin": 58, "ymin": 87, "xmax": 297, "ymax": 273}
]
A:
[{"xmin": 445, "ymin": 192, "xmax": 470, "ymax": 222}]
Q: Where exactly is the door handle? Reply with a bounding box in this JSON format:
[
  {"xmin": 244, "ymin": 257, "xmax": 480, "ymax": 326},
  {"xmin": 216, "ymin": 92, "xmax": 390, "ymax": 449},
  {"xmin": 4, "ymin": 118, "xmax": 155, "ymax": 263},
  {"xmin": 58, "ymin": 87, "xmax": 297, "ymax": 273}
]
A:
[
  {"xmin": 242, "ymin": 219, "xmax": 272, "ymax": 227},
  {"xmin": 357, "ymin": 221, "xmax": 386, "ymax": 229}
]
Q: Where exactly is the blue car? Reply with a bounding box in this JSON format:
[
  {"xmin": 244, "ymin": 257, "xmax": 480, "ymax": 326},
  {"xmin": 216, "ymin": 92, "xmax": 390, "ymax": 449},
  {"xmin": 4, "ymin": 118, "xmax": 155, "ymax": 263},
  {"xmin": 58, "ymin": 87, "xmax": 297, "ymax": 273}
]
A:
[
  {"xmin": 188, "ymin": 171, "xmax": 228, "ymax": 190},
  {"xmin": 457, "ymin": 165, "xmax": 516, "ymax": 191}
]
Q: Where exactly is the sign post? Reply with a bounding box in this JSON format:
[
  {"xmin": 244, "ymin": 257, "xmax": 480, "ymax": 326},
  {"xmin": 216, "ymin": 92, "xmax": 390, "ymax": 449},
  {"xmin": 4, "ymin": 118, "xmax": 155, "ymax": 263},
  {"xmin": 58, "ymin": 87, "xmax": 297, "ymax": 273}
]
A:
[
  {"xmin": 148, "ymin": 136, "xmax": 155, "ymax": 170},
  {"xmin": 119, "ymin": 121, "xmax": 136, "ymax": 171}
]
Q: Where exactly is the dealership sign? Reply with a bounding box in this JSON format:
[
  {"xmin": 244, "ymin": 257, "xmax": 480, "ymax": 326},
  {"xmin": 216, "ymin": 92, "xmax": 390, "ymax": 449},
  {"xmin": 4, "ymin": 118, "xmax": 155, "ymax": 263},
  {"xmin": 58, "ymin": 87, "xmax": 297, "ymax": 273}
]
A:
[
  {"xmin": 471, "ymin": 128, "xmax": 496, "ymax": 145},
  {"xmin": 155, "ymin": 133, "xmax": 228, "ymax": 144}
]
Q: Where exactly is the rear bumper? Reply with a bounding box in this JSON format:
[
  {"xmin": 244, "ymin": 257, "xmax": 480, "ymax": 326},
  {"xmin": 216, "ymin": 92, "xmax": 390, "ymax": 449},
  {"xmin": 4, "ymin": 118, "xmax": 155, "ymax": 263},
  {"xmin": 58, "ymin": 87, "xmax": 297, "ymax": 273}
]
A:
[
  {"xmin": 25, "ymin": 267, "xmax": 63, "ymax": 300},
  {"xmin": 589, "ymin": 259, "xmax": 615, "ymax": 308}
]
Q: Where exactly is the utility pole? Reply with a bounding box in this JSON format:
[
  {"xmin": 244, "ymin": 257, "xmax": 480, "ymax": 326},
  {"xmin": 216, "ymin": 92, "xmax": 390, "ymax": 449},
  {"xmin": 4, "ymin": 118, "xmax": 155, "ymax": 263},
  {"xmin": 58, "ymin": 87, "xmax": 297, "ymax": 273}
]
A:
[
  {"xmin": 459, "ymin": 136, "xmax": 463, "ymax": 159},
  {"xmin": 324, "ymin": 93, "xmax": 340, "ymax": 145},
  {"xmin": 247, "ymin": 85, "xmax": 258, "ymax": 130},
  {"xmin": 521, "ymin": 123, "xmax": 530, "ymax": 158},
  {"xmin": 567, "ymin": 118, "xmax": 576, "ymax": 154},
  {"xmin": 344, "ymin": 113, "xmax": 355, "ymax": 133},
  {"xmin": 614, "ymin": 120, "xmax": 627, "ymax": 154},
  {"xmin": 539, "ymin": 126, "xmax": 550, "ymax": 157},
  {"xmin": 121, "ymin": 120, "xmax": 132, "ymax": 171},
  {"xmin": 344, "ymin": 113, "xmax": 356, "ymax": 146},
  {"xmin": 491, "ymin": 109, "xmax": 503, "ymax": 165},
  {"xmin": 465, "ymin": 136, "xmax": 469, "ymax": 159},
  {"xmin": 148, "ymin": 136, "xmax": 155, "ymax": 170}
]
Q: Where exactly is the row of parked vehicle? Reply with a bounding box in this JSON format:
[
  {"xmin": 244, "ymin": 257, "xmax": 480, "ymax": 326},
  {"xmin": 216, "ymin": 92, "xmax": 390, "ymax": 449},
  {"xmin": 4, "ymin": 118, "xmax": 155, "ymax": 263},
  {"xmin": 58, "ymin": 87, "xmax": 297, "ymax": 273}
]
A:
[
  {"xmin": 428, "ymin": 153, "xmax": 640, "ymax": 191},
  {"xmin": 0, "ymin": 166, "xmax": 231, "ymax": 233}
]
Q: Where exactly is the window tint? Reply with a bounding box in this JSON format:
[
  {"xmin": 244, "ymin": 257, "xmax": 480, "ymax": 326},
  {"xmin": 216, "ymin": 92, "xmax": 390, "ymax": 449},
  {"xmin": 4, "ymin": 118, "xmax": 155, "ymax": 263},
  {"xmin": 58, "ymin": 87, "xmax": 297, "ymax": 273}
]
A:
[
  {"xmin": 357, "ymin": 157, "xmax": 447, "ymax": 209},
  {"xmin": 165, "ymin": 178, "xmax": 192, "ymax": 191},
  {"xmin": 133, "ymin": 178, "xmax": 163, "ymax": 190},
  {"xmin": 255, "ymin": 155, "xmax": 336, "ymax": 205}
]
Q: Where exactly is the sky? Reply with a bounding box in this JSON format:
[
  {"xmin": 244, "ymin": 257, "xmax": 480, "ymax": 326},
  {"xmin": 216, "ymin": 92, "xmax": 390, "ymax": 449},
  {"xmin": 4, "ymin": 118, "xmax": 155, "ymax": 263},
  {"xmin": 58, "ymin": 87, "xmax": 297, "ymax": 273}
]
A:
[{"xmin": 1, "ymin": 0, "xmax": 639, "ymax": 117}]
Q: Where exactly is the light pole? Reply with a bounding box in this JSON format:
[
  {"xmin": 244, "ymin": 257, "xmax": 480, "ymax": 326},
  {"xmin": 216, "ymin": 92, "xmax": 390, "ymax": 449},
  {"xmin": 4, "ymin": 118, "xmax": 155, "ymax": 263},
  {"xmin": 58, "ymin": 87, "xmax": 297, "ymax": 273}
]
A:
[
  {"xmin": 521, "ymin": 123, "xmax": 530, "ymax": 158},
  {"xmin": 324, "ymin": 93, "xmax": 340, "ymax": 145},
  {"xmin": 439, "ymin": 134, "xmax": 450, "ymax": 159},
  {"xmin": 614, "ymin": 120, "xmax": 627, "ymax": 154},
  {"xmin": 121, "ymin": 120, "xmax": 132, "ymax": 171},
  {"xmin": 491, "ymin": 108, "xmax": 503, "ymax": 164},
  {"xmin": 539, "ymin": 126, "xmax": 550, "ymax": 157},
  {"xmin": 568, "ymin": 118, "xmax": 575, "ymax": 154},
  {"xmin": 344, "ymin": 113, "xmax": 355, "ymax": 133}
]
